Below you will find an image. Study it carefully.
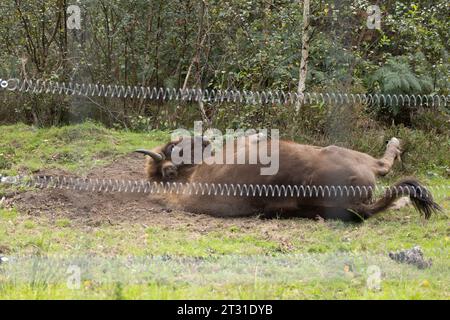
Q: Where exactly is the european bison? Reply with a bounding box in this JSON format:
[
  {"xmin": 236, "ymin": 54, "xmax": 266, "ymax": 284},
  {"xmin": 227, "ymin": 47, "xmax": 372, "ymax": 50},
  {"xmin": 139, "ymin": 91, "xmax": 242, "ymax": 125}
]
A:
[{"xmin": 135, "ymin": 135, "xmax": 440, "ymax": 221}]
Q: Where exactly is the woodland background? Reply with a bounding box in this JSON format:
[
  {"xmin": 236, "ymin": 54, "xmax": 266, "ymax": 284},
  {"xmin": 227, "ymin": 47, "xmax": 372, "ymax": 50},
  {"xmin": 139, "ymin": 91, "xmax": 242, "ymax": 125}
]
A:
[{"xmin": 0, "ymin": 0, "xmax": 448, "ymax": 133}]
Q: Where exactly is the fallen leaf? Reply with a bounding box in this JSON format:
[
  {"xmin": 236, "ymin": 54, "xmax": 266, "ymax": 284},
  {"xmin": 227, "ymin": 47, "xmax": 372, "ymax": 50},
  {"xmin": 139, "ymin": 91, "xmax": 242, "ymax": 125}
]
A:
[{"xmin": 420, "ymin": 280, "xmax": 430, "ymax": 288}]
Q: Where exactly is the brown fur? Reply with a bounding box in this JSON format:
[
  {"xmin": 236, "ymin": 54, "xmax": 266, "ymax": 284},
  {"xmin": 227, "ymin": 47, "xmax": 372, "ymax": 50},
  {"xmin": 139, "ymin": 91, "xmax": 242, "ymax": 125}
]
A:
[{"xmin": 138, "ymin": 136, "xmax": 440, "ymax": 221}]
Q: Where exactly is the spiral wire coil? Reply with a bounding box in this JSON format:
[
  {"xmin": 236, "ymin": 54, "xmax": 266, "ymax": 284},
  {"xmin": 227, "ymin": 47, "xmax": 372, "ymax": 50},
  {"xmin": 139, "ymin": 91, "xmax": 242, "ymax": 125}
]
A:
[
  {"xmin": 1, "ymin": 174, "xmax": 448, "ymax": 200},
  {"xmin": 1, "ymin": 77, "xmax": 449, "ymax": 107}
]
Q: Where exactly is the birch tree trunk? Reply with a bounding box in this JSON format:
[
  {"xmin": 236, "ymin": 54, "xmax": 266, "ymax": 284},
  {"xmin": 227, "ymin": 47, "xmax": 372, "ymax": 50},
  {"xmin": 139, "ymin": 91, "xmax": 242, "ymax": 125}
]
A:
[
  {"xmin": 183, "ymin": 0, "xmax": 210, "ymax": 125},
  {"xmin": 296, "ymin": 0, "xmax": 310, "ymax": 111}
]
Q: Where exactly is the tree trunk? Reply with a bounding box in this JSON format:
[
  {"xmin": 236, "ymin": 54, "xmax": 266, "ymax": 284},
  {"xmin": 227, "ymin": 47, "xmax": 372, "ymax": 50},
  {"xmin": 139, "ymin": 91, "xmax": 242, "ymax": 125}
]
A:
[
  {"xmin": 182, "ymin": 0, "xmax": 209, "ymax": 125},
  {"xmin": 296, "ymin": 0, "xmax": 310, "ymax": 111}
]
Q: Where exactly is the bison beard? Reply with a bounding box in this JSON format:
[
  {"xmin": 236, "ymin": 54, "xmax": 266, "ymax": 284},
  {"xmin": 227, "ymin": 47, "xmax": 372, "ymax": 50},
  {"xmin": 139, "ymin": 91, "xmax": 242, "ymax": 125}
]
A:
[{"xmin": 136, "ymin": 136, "xmax": 441, "ymax": 222}]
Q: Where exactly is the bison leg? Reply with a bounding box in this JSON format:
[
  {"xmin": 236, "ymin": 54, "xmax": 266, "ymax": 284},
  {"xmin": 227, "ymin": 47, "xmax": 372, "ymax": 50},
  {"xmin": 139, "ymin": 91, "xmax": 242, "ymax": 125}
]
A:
[{"xmin": 375, "ymin": 137, "xmax": 402, "ymax": 176}]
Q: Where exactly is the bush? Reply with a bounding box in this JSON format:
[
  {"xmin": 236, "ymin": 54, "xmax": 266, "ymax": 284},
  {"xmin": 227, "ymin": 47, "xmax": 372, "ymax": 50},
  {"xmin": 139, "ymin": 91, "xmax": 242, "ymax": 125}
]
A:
[{"xmin": 367, "ymin": 56, "xmax": 434, "ymax": 124}]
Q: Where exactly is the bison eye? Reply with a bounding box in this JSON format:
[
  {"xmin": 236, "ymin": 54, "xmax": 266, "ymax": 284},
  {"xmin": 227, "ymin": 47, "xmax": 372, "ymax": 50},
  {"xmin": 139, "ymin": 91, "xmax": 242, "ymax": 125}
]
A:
[{"xmin": 165, "ymin": 144, "xmax": 175, "ymax": 157}]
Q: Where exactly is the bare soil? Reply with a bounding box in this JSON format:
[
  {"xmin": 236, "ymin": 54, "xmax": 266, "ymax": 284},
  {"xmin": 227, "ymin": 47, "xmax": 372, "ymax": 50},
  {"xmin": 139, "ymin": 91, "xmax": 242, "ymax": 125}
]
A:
[{"xmin": 9, "ymin": 153, "xmax": 267, "ymax": 231}]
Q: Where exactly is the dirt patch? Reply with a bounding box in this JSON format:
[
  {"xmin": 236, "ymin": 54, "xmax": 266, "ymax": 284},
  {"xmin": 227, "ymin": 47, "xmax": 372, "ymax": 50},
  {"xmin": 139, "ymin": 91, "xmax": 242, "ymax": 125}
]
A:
[
  {"xmin": 9, "ymin": 153, "xmax": 266, "ymax": 231},
  {"xmin": 0, "ymin": 244, "xmax": 10, "ymax": 254}
]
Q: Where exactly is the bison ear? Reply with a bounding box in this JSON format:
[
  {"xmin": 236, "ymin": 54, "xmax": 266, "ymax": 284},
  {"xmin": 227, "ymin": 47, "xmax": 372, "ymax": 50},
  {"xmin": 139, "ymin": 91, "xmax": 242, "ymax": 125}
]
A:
[
  {"xmin": 202, "ymin": 136, "xmax": 210, "ymax": 145},
  {"xmin": 173, "ymin": 135, "xmax": 188, "ymax": 143},
  {"xmin": 134, "ymin": 149, "xmax": 165, "ymax": 162}
]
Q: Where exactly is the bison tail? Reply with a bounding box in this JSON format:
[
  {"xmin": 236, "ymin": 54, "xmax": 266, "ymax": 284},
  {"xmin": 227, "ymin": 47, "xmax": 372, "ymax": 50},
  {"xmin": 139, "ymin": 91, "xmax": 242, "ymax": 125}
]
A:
[{"xmin": 357, "ymin": 178, "xmax": 441, "ymax": 220}]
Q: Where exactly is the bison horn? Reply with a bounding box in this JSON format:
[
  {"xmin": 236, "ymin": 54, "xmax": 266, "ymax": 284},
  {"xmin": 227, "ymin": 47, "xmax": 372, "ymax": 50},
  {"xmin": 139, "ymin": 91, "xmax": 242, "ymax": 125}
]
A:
[{"xmin": 134, "ymin": 149, "xmax": 165, "ymax": 162}]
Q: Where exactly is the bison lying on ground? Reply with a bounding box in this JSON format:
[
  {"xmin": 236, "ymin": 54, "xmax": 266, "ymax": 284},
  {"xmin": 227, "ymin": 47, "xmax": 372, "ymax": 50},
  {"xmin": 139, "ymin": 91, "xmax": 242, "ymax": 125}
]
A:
[{"xmin": 135, "ymin": 136, "xmax": 440, "ymax": 221}]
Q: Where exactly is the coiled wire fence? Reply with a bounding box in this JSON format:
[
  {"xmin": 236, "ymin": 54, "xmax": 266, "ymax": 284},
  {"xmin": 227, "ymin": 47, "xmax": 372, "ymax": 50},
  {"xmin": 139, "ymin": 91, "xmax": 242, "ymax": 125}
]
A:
[
  {"xmin": 1, "ymin": 77, "xmax": 449, "ymax": 108},
  {"xmin": 1, "ymin": 174, "xmax": 448, "ymax": 200}
]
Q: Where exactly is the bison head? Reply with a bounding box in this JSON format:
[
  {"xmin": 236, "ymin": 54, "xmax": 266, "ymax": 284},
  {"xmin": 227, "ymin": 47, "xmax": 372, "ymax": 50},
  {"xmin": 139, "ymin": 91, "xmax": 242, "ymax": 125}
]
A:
[{"xmin": 135, "ymin": 136, "xmax": 210, "ymax": 181}]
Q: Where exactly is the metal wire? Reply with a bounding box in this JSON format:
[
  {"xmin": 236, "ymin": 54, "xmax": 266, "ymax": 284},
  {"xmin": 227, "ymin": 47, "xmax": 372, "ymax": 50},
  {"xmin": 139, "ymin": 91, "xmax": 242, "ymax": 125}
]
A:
[
  {"xmin": 1, "ymin": 174, "xmax": 448, "ymax": 199},
  {"xmin": 1, "ymin": 77, "xmax": 449, "ymax": 107}
]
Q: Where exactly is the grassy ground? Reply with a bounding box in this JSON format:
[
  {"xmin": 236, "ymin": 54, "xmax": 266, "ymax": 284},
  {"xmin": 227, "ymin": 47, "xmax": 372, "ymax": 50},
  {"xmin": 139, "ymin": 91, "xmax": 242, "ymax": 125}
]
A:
[{"xmin": 0, "ymin": 122, "xmax": 449, "ymax": 299}]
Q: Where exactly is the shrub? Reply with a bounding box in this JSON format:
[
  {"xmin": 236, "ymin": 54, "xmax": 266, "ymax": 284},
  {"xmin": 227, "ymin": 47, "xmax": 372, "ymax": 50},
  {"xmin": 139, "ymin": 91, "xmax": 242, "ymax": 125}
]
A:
[{"xmin": 368, "ymin": 56, "xmax": 434, "ymax": 124}]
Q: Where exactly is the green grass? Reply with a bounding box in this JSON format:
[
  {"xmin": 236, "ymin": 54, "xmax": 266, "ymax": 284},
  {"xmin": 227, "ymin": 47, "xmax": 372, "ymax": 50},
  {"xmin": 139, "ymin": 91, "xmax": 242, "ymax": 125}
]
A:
[
  {"xmin": 0, "ymin": 123, "xmax": 449, "ymax": 299},
  {"xmin": 0, "ymin": 278, "xmax": 447, "ymax": 299},
  {"xmin": 0, "ymin": 121, "xmax": 169, "ymax": 176}
]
